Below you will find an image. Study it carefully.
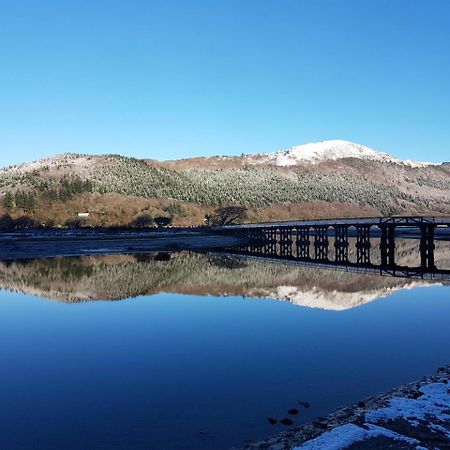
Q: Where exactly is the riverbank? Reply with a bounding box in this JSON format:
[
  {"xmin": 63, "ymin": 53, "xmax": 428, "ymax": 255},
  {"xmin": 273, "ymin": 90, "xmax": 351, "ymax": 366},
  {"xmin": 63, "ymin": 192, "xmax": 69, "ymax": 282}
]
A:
[
  {"xmin": 241, "ymin": 365, "xmax": 450, "ymax": 449},
  {"xmin": 0, "ymin": 228, "xmax": 244, "ymax": 260}
]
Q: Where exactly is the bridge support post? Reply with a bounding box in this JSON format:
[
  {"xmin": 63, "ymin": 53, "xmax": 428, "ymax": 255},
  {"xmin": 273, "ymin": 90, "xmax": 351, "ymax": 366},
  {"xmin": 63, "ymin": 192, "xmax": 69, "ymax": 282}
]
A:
[
  {"xmin": 252, "ymin": 229, "xmax": 264, "ymax": 255},
  {"xmin": 279, "ymin": 227, "xmax": 293, "ymax": 257},
  {"xmin": 420, "ymin": 224, "xmax": 436, "ymax": 270},
  {"xmin": 263, "ymin": 228, "xmax": 277, "ymax": 256},
  {"xmin": 247, "ymin": 229, "xmax": 257, "ymax": 254},
  {"xmin": 231, "ymin": 229, "xmax": 247, "ymax": 253},
  {"xmin": 334, "ymin": 225, "xmax": 349, "ymax": 263},
  {"xmin": 356, "ymin": 225, "xmax": 371, "ymax": 264},
  {"xmin": 296, "ymin": 226, "xmax": 310, "ymax": 259},
  {"xmin": 257, "ymin": 229, "xmax": 265, "ymax": 254},
  {"xmin": 380, "ymin": 225, "xmax": 396, "ymax": 267},
  {"xmin": 314, "ymin": 226, "xmax": 329, "ymax": 260}
]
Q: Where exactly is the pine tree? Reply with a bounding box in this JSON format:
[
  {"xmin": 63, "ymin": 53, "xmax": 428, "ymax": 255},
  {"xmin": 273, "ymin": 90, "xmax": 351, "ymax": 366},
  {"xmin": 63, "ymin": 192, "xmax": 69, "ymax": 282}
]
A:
[
  {"xmin": 3, "ymin": 191, "xmax": 14, "ymax": 208},
  {"xmin": 23, "ymin": 192, "xmax": 37, "ymax": 212},
  {"xmin": 14, "ymin": 191, "xmax": 26, "ymax": 209}
]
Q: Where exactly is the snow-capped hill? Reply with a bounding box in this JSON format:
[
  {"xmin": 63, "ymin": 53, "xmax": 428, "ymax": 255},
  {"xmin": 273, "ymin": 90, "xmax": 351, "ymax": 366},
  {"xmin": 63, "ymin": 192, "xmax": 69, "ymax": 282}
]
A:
[
  {"xmin": 2, "ymin": 153, "xmax": 91, "ymax": 173},
  {"xmin": 245, "ymin": 140, "xmax": 431, "ymax": 167}
]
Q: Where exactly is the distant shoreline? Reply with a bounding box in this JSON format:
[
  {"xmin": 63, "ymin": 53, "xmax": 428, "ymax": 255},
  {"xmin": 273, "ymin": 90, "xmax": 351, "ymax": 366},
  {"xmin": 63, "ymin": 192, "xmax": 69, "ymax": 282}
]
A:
[{"xmin": 0, "ymin": 228, "xmax": 243, "ymax": 260}]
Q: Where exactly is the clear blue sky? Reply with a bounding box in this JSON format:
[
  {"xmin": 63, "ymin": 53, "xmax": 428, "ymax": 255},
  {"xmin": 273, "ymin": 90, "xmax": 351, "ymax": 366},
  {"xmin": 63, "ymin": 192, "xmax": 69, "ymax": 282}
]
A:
[{"xmin": 0, "ymin": 0, "xmax": 449, "ymax": 167}]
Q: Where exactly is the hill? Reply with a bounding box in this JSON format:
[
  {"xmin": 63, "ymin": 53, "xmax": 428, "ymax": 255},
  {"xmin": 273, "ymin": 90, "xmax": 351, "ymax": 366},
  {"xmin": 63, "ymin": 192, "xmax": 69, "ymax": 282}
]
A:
[{"xmin": 0, "ymin": 140, "xmax": 449, "ymax": 227}]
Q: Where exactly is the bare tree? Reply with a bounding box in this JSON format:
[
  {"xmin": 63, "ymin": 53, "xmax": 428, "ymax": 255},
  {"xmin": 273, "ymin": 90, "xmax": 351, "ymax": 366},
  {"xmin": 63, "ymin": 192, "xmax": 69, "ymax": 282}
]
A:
[{"xmin": 209, "ymin": 206, "xmax": 247, "ymax": 226}]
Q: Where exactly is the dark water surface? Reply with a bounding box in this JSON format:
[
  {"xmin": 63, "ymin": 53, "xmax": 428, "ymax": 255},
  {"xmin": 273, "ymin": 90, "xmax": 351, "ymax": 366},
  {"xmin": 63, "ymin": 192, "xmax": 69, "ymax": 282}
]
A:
[{"xmin": 0, "ymin": 252, "xmax": 449, "ymax": 450}]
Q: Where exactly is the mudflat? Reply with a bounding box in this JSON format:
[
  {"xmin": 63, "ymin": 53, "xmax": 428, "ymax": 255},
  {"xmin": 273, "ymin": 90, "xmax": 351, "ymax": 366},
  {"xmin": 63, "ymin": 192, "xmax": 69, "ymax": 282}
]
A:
[{"xmin": 0, "ymin": 228, "xmax": 244, "ymax": 260}]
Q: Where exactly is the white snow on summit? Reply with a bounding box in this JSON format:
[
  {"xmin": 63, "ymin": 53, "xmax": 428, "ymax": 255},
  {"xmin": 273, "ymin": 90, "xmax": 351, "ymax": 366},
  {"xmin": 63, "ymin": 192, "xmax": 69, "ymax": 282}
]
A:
[{"xmin": 245, "ymin": 140, "xmax": 432, "ymax": 167}]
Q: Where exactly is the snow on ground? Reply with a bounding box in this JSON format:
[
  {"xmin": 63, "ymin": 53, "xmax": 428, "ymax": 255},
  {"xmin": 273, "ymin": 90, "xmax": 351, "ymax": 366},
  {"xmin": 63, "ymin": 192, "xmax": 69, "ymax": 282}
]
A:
[
  {"xmin": 293, "ymin": 382, "xmax": 450, "ymax": 449},
  {"xmin": 366, "ymin": 383, "xmax": 450, "ymax": 436},
  {"xmin": 292, "ymin": 423, "xmax": 422, "ymax": 450},
  {"xmin": 245, "ymin": 140, "xmax": 434, "ymax": 167},
  {"xmin": 1, "ymin": 153, "xmax": 96, "ymax": 173}
]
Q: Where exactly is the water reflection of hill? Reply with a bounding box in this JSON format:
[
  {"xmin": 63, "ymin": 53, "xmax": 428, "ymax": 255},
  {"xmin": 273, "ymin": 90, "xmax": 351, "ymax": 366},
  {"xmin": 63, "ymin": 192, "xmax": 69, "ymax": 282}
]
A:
[{"xmin": 0, "ymin": 252, "xmax": 443, "ymax": 310}]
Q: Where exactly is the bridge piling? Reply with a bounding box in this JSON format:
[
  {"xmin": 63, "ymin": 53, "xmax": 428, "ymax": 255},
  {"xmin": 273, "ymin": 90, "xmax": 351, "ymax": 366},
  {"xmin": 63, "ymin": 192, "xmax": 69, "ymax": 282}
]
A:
[
  {"xmin": 263, "ymin": 228, "xmax": 277, "ymax": 255},
  {"xmin": 334, "ymin": 225, "xmax": 349, "ymax": 263},
  {"xmin": 356, "ymin": 225, "xmax": 372, "ymax": 265},
  {"xmin": 380, "ymin": 224, "xmax": 396, "ymax": 267},
  {"xmin": 279, "ymin": 227, "xmax": 293, "ymax": 257},
  {"xmin": 420, "ymin": 224, "xmax": 436, "ymax": 270},
  {"xmin": 296, "ymin": 226, "xmax": 310, "ymax": 259},
  {"xmin": 314, "ymin": 226, "xmax": 329, "ymax": 260}
]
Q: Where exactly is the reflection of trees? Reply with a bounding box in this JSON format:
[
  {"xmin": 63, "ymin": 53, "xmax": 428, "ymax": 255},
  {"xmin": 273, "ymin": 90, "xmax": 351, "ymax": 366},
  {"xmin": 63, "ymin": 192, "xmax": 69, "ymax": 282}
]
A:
[
  {"xmin": 0, "ymin": 250, "xmax": 443, "ymax": 308},
  {"xmin": 208, "ymin": 254, "xmax": 248, "ymax": 270}
]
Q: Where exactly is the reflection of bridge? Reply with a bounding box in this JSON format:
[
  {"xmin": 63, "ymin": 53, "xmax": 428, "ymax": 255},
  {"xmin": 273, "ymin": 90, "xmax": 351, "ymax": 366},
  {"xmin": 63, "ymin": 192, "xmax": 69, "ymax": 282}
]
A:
[{"xmin": 219, "ymin": 216, "xmax": 450, "ymax": 280}]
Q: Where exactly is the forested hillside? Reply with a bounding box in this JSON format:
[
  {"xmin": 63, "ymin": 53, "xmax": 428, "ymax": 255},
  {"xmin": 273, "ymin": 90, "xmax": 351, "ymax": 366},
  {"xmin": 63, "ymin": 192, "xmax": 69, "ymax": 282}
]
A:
[{"xmin": 0, "ymin": 148, "xmax": 449, "ymax": 227}]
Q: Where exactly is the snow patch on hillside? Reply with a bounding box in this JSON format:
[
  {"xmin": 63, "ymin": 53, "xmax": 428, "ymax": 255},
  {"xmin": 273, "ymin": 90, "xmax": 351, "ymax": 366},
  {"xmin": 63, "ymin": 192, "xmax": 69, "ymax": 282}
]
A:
[
  {"xmin": 245, "ymin": 140, "xmax": 433, "ymax": 167},
  {"xmin": 1, "ymin": 153, "xmax": 88, "ymax": 173},
  {"xmin": 0, "ymin": 140, "xmax": 437, "ymax": 171},
  {"xmin": 0, "ymin": 153, "xmax": 108, "ymax": 178}
]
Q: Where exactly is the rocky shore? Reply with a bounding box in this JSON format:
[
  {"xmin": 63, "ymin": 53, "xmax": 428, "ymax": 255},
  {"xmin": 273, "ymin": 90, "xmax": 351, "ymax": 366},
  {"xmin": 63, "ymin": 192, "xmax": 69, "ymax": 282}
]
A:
[{"xmin": 241, "ymin": 365, "xmax": 450, "ymax": 450}]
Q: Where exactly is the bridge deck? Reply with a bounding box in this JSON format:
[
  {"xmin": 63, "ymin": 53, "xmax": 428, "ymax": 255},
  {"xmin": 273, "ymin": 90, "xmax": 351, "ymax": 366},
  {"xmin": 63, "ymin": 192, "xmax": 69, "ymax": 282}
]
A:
[{"xmin": 219, "ymin": 215, "xmax": 450, "ymax": 229}]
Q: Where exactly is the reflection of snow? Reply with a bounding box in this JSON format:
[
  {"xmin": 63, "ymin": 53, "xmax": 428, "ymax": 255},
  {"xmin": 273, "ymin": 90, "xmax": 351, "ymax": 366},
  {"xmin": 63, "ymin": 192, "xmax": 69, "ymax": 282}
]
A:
[{"xmin": 251, "ymin": 283, "xmax": 438, "ymax": 311}]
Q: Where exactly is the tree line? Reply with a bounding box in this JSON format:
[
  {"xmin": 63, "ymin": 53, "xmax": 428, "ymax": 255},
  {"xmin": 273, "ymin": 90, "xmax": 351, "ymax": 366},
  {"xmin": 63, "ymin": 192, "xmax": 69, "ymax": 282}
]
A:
[
  {"xmin": 2, "ymin": 177, "xmax": 94, "ymax": 212},
  {"xmin": 39, "ymin": 177, "xmax": 93, "ymax": 202},
  {"xmin": 3, "ymin": 191, "xmax": 37, "ymax": 212}
]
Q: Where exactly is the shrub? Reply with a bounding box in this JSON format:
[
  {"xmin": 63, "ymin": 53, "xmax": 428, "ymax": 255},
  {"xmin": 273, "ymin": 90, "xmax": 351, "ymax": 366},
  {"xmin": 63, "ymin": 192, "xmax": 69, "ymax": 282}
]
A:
[
  {"xmin": 132, "ymin": 214, "xmax": 154, "ymax": 228},
  {"xmin": 154, "ymin": 216, "xmax": 172, "ymax": 227}
]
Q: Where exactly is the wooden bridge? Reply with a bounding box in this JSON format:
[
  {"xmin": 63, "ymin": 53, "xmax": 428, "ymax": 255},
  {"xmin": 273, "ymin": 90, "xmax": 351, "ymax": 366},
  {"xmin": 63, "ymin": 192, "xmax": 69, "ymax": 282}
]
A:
[{"xmin": 218, "ymin": 216, "xmax": 450, "ymax": 279}]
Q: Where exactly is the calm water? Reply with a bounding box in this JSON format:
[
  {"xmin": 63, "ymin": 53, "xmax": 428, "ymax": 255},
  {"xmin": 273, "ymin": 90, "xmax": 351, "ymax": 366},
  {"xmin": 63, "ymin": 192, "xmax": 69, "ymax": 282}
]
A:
[{"xmin": 0, "ymin": 252, "xmax": 449, "ymax": 450}]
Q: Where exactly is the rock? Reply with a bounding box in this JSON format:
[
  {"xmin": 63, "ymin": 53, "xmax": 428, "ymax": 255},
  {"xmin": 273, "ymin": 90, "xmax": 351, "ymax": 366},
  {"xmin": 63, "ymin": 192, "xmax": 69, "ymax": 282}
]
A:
[
  {"xmin": 267, "ymin": 417, "xmax": 277, "ymax": 425},
  {"xmin": 298, "ymin": 401, "xmax": 310, "ymax": 408},
  {"xmin": 313, "ymin": 418, "xmax": 328, "ymax": 429},
  {"xmin": 288, "ymin": 408, "xmax": 299, "ymax": 415},
  {"xmin": 280, "ymin": 418, "xmax": 294, "ymax": 426},
  {"xmin": 407, "ymin": 390, "xmax": 423, "ymax": 399}
]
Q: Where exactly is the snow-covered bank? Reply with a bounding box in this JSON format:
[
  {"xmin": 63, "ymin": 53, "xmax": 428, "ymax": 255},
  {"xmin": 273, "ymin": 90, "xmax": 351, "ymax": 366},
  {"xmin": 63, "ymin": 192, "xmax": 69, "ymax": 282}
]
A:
[{"xmin": 241, "ymin": 365, "xmax": 450, "ymax": 450}]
